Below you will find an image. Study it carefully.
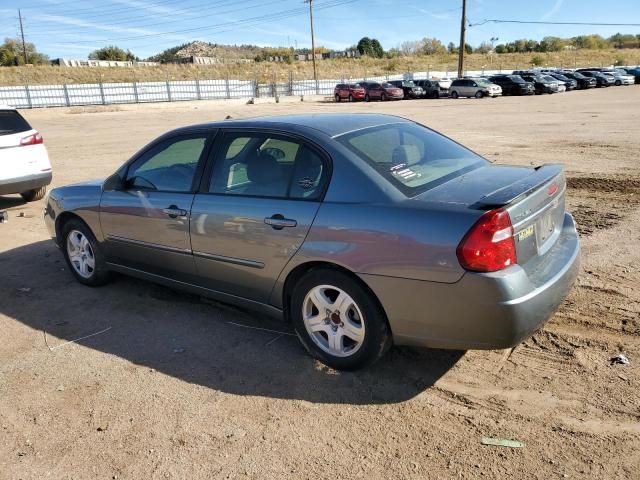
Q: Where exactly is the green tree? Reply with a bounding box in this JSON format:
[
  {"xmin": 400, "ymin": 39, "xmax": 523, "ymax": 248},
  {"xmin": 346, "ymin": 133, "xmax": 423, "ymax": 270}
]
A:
[
  {"xmin": 356, "ymin": 37, "xmax": 384, "ymax": 58},
  {"xmin": 89, "ymin": 45, "xmax": 136, "ymax": 61},
  {"xmin": 0, "ymin": 37, "xmax": 48, "ymax": 66},
  {"xmin": 421, "ymin": 37, "xmax": 446, "ymax": 55},
  {"xmin": 464, "ymin": 43, "xmax": 473, "ymax": 55},
  {"xmin": 370, "ymin": 39, "xmax": 384, "ymax": 58},
  {"xmin": 494, "ymin": 44, "xmax": 507, "ymax": 54},
  {"xmin": 447, "ymin": 41, "xmax": 457, "ymax": 54}
]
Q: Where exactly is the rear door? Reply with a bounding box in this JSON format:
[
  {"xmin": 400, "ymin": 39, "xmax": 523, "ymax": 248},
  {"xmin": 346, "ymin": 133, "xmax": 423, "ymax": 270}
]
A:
[
  {"xmin": 190, "ymin": 130, "xmax": 330, "ymax": 303},
  {"xmin": 100, "ymin": 131, "xmax": 212, "ymax": 281}
]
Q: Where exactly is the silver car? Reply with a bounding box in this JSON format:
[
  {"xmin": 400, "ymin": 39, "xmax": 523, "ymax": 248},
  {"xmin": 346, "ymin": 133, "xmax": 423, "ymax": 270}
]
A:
[
  {"xmin": 44, "ymin": 114, "xmax": 580, "ymax": 370},
  {"xmin": 450, "ymin": 78, "xmax": 502, "ymax": 98}
]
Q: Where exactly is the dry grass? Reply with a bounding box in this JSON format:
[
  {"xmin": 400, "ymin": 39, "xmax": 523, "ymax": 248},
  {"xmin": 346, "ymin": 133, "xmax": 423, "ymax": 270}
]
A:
[{"xmin": 2, "ymin": 49, "xmax": 639, "ymax": 86}]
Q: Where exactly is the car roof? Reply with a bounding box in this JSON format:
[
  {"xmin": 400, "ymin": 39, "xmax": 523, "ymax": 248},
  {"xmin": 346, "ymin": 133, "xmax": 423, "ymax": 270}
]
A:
[
  {"xmin": 181, "ymin": 113, "xmax": 412, "ymax": 138},
  {"xmin": 0, "ymin": 104, "xmax": 16, "ymax": 111}
]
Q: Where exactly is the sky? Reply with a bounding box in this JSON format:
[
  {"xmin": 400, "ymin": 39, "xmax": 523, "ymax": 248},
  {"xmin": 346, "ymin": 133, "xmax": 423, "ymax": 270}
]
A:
[{"xmin": 2, "ymin": 0, "xmax": 639, "ymax": 59}]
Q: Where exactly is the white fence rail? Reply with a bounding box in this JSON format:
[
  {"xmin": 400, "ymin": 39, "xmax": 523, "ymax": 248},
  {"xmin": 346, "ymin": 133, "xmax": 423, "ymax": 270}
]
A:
[{"xmin": 1, "ymin": 70, "xmax": 506, "ymax": 109}]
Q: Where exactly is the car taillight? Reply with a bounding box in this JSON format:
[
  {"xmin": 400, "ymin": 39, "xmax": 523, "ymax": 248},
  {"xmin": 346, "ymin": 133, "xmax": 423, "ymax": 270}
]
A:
[
  {"xmin": 20, "ymin": 132, "xmax": 43, "ymax": 146},
  {"xmin": 456, "ymin": 209, "xmax": 517, "ymax": 272}
]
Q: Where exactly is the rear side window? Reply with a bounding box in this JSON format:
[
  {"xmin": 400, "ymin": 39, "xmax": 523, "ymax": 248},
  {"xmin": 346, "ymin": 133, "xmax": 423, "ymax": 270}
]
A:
[
  {"xmin": 336, "ymin": 123, "xmax": 486, "ymax": 197},
  {"xmin": 0, "ymin": 110, "xmax": 31, "ymax": 136}
]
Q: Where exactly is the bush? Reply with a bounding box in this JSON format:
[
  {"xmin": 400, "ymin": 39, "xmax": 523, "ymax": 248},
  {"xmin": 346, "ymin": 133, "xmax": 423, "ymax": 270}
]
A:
[{"xmin": 531, "ymin": 55, "xmax": 544, "ymax": 66}]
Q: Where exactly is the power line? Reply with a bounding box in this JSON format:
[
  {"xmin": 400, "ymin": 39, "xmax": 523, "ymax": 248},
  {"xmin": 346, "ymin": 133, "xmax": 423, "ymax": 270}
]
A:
[
  {"xmin": 54, "ymin": 0, "xmax": 358, "ymax": 45},
  {"xmin": 469, "ymin": 19, "xmax": 640, "ymax": 27}
]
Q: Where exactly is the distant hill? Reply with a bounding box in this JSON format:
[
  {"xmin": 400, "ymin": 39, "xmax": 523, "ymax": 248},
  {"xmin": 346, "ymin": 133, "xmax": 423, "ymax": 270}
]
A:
[{"xmin": 146, "ymin": 41, "xmax": 266, "ymax": 63}]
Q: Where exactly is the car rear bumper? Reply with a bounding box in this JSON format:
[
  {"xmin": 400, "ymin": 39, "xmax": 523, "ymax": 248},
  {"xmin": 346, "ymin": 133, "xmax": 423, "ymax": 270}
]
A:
[
  {"xmin": 361, "ymin": 213, "xmax": 580, "ymax": 350},
  {"xmin": 0, "ymin": 171, "xmax": 52, "ymax": 196}
]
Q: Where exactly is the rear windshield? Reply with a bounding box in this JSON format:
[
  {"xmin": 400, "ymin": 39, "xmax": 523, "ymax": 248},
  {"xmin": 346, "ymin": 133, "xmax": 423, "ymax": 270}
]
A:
[
  {"xmin": 508, "ymin": 75, "xmax": 525, "ymax": 83},
  {"xmin": 336, "ymin": 123, "xmax": 486, "ymax": 197},
  {"xmin": 0, "ymin": 110, "xmax": 31, "ymax": 136}
]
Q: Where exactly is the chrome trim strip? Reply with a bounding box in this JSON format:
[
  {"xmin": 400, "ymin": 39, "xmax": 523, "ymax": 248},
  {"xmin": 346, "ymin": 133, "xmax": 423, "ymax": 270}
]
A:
[
  {"xmin": 106, "ymin": 234, "xmax": 191, "ymax": 255},
  {"xmin": 193, "ymin": 251, "xmax": 265, "ymax": 269}
]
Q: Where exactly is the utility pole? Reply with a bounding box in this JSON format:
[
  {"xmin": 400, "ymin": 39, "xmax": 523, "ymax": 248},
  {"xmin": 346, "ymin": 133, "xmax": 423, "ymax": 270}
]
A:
[
  {"xmin": 457, "ymin": 0, "xmax": 467, "ymax": 78},
  {"xmin": 18, "ymin": 9, "xmax": 28, "ymax": 65},
  {"xmin": 304, "ymin": 0, "xmax": 318, "ymax": 85}
]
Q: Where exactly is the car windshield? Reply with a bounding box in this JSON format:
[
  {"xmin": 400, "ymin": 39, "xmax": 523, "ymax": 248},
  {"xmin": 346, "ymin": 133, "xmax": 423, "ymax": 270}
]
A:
[
  {"xmin": 543, "ymin": 76, "xmax": 557, "ymax": 82},
  {"xmin": 381, "ymin": 82, "xmax": 394, "ymax": 88},
  {"xmin": 350, "ymin": 83, "xmax": 363, "ymax": 88},
  {"xmin": 402, "ymin": 81, "xmax": 416, "ymax": 87},
  {"xmin": 553, "ymin": 74, "xmax": 569, "ymax": 81},
  {"xmin": 570, "ymin": 72, "xmax": 586, "ymax": 79},
  {"xmin": 336, "ymin": 123, "xmax": 486, "ymax": 197},
  {"xmin": 474, "ymin": 79, "xmax": 490, "ymax": 86},
  {"xmin": 0, "ymin": 110, "xmax": 31, "ymax": 136},
  {"xmin": 508, "ymin": 75, "xmax": 525, "ymax": 83}
]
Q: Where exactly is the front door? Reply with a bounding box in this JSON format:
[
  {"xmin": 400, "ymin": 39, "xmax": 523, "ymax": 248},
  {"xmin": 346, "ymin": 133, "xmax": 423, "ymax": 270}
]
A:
[
  {"xmin": 100, "ymin": 132, "xmax": 211, "ymax": 281},
  {"xmin": 190, "ymin": 131, "xmax": 330, "ymax": 303}
]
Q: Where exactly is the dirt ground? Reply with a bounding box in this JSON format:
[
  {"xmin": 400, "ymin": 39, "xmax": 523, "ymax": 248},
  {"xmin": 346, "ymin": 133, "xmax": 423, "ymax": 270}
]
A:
[{"xmin": 1, "ymin": 88, "xmax": 639, "ymax": 479}]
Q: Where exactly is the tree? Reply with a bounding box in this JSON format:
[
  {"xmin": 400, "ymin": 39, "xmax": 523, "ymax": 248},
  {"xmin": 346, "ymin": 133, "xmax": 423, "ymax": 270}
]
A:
[
  {"xmin": 0, "ymin": 37, "xmax": 48, "ymax": 66},
  {"xmin": 475, "ymin": 41, "xmax": 493, "ymax": 54},
  {"xmin": 421, "ymin": 37, "xmax": 446, "ymax": 55},
  {"xmin": 89, "ymin": 45, "xmax": 136, "ymax": 61},
  {"xmin": 447, "ymin": 42, "xmax": 457, "ymax": 54},
  {"xmin": 400, "ymin": 39, "xmax": 424, "ymax": 56},
  {"xmin": 494, "ymin": 44, "xmax": 507, "ymax": 54},
  {"xmin": 356, "ymin": 37, "xmax": 384, "ymax": 58},
  {"xmin": 464, "ymin": 43, "xmax": 473, "ymax": 55}
]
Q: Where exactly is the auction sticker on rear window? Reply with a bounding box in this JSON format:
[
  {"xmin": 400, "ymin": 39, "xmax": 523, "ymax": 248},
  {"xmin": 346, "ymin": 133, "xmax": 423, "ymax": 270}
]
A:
[{"xmin": 517, "ymin": 225, "xmax": 535, "ymax": 242}]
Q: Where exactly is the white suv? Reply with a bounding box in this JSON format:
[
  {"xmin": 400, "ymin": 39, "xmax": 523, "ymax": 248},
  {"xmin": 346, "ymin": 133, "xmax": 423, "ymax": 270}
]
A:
[{"xmin": 0, "ymin": 105, "xmax": 52, "ymax": 201}]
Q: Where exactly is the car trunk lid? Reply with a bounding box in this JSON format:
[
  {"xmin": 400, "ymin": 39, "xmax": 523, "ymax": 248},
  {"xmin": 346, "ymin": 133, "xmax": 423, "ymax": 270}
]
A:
[{"xmin": 416, "ymin": 164, "xmax": 566, "ymax": 267}]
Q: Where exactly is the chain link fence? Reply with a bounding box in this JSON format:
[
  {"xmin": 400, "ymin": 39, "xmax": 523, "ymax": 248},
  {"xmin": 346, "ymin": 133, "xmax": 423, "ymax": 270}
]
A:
[{"xmin": 0, "ymin": 68, "xmax": 526, "ymax": 109}]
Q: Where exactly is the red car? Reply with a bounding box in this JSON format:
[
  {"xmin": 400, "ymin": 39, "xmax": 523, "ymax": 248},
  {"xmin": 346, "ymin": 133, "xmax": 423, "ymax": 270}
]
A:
[
  {"xmin": 361, "ymin": 81, "xmax": 404, "ymax": 101},
  {"xmin": 334, "ymin": 83, "xmax": 366, "ymax": 102}
]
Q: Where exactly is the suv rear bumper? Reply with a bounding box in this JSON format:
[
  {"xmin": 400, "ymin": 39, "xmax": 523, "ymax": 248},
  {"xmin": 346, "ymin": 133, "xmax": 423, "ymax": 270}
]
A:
[
  {"xmin": 0, "ymin": 171, "xmax": 52, "ymax": 195},
  {"xmin": 361, "ymin": 213, "xmax": 580, "ymax": 350}
]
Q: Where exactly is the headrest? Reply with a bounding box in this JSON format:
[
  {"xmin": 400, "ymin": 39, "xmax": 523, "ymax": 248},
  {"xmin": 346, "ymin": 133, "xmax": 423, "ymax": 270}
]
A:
[{"xmin": 246, "ymin": 151, "xmax": 282, "ymax": 183}]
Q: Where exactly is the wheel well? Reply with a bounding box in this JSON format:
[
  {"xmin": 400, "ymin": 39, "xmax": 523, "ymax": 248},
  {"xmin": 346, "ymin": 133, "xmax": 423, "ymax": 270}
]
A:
[
  {"xmin": 282, "ymin": 261, "xmax": 391, "ymax": 331},
  {"xmin": 55, "ymin": 212, "xmax": 86, "ymax": 243}
]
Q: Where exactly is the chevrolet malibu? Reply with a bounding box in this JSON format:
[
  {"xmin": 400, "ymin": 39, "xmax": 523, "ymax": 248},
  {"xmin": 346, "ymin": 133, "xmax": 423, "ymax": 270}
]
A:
[{"xmin": 44, "ymin": 114, "xmax": 580, "ymax": 370}]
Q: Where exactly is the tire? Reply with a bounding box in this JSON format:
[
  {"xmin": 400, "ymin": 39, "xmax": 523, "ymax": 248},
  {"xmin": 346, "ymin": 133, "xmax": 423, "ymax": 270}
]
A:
[
  {"xmin": 348, "ymin": 94, "xmax": 353, "ymax": 102},
  {"xmin": 615, "ymin": 80, "xmax": 621, "ymax": 86},
  {"xmin": 365, "ymin": 94, "xmax": 370, "ymax": 102},
  {"xmin": 60, "ymin": 218, "xmax": 111, "ymax": 286},
  {"xmin": 432, "ymin": 91, "xmax": 439, "ymax": 99},
  {"xmin": 291, "ymin": 268, "xmax": 391, "ymax": 371},
  {"xmin": 450, "ymin": 91, "xmax": 459, "ymax": 99},
  {"xmin": 475, "ymin": 90, "xmax": 484, "ymax": 99},
  {"xmin": 335, "ymin": 93, "xmax": 341, "ymax": 102},
  {"xmin": 380, "ymin": 93, "xmax": 386, "ymax": 101},
  {"xmin": 20, "ymin": 186, "xmax": 47, "ymax": 202}
]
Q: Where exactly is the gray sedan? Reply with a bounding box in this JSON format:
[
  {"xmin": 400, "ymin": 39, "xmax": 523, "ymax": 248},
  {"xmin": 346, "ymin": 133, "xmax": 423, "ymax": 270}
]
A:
[{"xmin": 44, "ymin": 114, "xmax": 580, "ymax": 370}]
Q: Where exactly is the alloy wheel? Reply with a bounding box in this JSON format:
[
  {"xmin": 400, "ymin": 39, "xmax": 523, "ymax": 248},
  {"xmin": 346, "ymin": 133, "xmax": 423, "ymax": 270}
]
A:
[
  {"xmin": 302, "ymin": 285, "xmax": 365, "ymax": 358},
  {"xmin": 66, "ymin": 229, "xmax": 96, "ymax": 279}
]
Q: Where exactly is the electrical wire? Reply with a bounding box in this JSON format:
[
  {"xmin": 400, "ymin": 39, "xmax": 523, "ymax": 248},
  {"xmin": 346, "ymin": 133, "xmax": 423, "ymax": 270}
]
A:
[{"xmin": 469, "ymin": 19, "xmax": 640, "ymax": 27}]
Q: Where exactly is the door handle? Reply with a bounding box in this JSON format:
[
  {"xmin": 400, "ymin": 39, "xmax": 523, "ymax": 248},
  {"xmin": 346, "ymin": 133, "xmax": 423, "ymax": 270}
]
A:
[
  {"xmin": 264, "ymin": 214, "xmax": 297, "ymax": 230},
  {"xmin": 163, "ymin": 205, "xmax": 188, "ymax": 218}
]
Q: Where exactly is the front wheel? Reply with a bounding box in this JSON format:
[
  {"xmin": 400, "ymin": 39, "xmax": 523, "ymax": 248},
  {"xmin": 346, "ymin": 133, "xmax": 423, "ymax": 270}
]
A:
[
  {"xmin": 348, "ymin": 94, "xmax": 353, "ymax": 102},
  {"xmin": 380, "ymin": 93, "xmax": 387, "ymax": 101},
  {"xmin": 615, "ymin": 80, "xmax": 621, "ymax": 86},
  {"xmin": 291, "ymin": 268, "xmax": 391, "ymax": 370},
  {"xmin": 364, "ymin": 94, "xmax": 370, "ymax": 102},
  {"xmin": 475, "ymin": 91, "xmax": 484, "ymax": 99},
  {"xmin": 335, "ymin": 93, "xmax": 341, "ymax": 102},
  {"xmin": 450, "ymin": 91, "xmax": 459, "ymax": 99},
  {"xmin": 61, "ymin": 218, "xmax": 111, "ymax": 286},
  {"xmin": 20, "ymin": 186, "xmax": 47, "ymax": 202}
]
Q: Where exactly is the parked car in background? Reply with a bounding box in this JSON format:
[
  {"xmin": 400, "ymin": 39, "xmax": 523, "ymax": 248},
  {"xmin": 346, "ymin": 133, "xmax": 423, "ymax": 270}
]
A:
[
  {"xmin": 488, "ymin": 75, "xmax": 535, "ymax": 95},
  {"xmin": 546, "ymin": 73, "xmax": 577, "ymax": 90},
  {"xmin": 0, "ymin": 105, "xmax": 52, "ymax": 202},
  {"xmin": 43, "ymin": 113, "xmax": 580, "ymax": 370},
  {"xmin": 388, "ymin": 80, "xmax": 424, "ymax": 99},
  {"xmin": 413, "ymin": 79, "xmax": 449, "ymax": 98},
  {"xmin": 515, "ymin": 72, "xmax": 559, "ymax": 94},
  {"xmin": 577, "ymin": 70, "xmax": 614, "ymax": 87},
  {"xmin": 561, "ymin": 71, "xmax": 596, "ymax": 89},
  {"xmin": 361, "ymin": 82, "xmax": 404, "ymax": 101},
  {"xmin": 541, "ymin": 75, "xmax": 566, "ymax": 92},
  {"xmin": 334, "ymin": 83, "xmax": 366, "ymax": 102},
  {"xmin": 621, "ymin": 67, "xmax": 640, "ymax": 83},
  {"xmin": 449, "ymin": 78, "xmax": 502, "ymax": 98},
  {"xmin": 601, "ymin": 70, "xmax": 635, "ymax": 86},
  {"xmin": 433, "ymin": 77, "xmax": 453, "ymax": 90}
]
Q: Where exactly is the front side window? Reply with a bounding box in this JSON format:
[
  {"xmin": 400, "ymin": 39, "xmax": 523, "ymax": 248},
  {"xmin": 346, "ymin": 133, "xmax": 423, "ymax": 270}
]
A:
[
  {"xmin": 209, "ymin": 133, "xmax": 327, "ymax": 200},
  {"xmin": 336, "ymin": 123, "xmax": 486, "ymax": 197},
  {"xmin": 126, "ymin": 135, "xmax": 207, "ymax": 192}
]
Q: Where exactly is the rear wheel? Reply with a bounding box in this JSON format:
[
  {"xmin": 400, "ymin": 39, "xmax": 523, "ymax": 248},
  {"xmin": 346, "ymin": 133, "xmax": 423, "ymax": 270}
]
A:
[
  {"xmin": 291, "ymin": 268, "xmax": 391, "ymax": 370},
  {"xmin": 348, "ymin": 94, "xmax": 353, "ymax": 102},
  {"xmin": 61, "ymin": 218, "xmax": 111, "ymax": 286},
  {"xmin": 432, "ymin": 91, "xmax": 439, "ymax": 99},
  {"xmin": 335, "ymin": 93, "xmax": 341, "ymax": 102},
  {"xmin": 451, "ymin": 91, "xmax": 459, "ymax": 99},
  {"xmin": 380, "ymin": 93, "xmax": 387, "ymax": 101},
  {"xmin": 364, "ymin": 94, "xmax": 370, "ymax": 102},
  {"xmin": 20, "ymin": 186, "xmax": 47, "ymax": 202},
  {"xmin": 475, "ymin": 90, "xmax": 484, "ymax": 99}
]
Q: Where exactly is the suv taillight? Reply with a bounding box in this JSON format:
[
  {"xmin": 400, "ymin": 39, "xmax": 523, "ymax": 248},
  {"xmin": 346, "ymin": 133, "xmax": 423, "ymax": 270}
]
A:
[
  {"xmin": 456, "ymin": 209, "xmax": 517, "ymax": 272},
  {"xmin": 20, "ymin": 132, "xmax": 43, "ymax": 146}
]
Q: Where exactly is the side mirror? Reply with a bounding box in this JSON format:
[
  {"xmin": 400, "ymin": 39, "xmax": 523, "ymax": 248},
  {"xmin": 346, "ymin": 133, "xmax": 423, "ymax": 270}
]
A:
[{"xmin": 103, "ymin": 173, "xmax": 125, "ymax": 191}]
